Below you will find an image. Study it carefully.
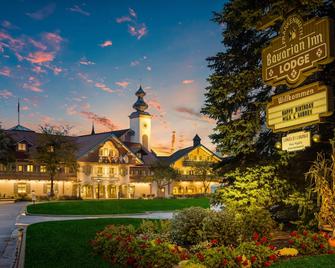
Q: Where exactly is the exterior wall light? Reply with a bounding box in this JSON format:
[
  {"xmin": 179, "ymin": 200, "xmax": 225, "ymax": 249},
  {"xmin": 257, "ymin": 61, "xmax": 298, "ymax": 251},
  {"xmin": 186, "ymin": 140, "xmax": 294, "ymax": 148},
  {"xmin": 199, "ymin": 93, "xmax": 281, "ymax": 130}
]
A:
[
  {"xmin": 312, "ymin": 133, "xmax": 321, "ymax": 143},
  {"xmin": 275, "ymin": 141, "xmax": 282, "ymax": 150}
]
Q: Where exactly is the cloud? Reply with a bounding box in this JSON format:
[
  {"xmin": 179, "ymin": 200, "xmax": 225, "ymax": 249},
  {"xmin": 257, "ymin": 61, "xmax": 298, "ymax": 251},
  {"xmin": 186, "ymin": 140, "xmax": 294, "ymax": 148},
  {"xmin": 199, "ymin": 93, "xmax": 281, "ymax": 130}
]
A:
[
  {"xmin": 43, "ymin": 32, "xmax": 63, "ymax": 51},
  {"xmin": 94, "ymin": 82, "xmax": 115, "ymax": 93},
  {"xmin": 115, "ymin": 81, "xmax": 129, "ymax": 88},
  {"xmin": 23, "ymin": 76, "xmax": 43, "ymax": 92},
  {"xmin": 146, "ymin": 66, "xmax": 152, "ymax": 71},
  {"xmin": 130, "ymin": 60, "xmax": 139, "ymax": 66},
  {"xmin": 128, "ymin": 8, "xmax": 137, "ymax": 18},
  {"xmin": 21, "ymin": 106, "xmax": 29, "ymax": 111},
  {"xmin": 78, "ymin": 72, "xmax": 93, "ymax": 84},
  {"xmin": 79, "ymin": 57, "xmax": 95, "ymax": 65},
  {"xmin": 175, "ymin": 106, "xmax": 215, "ymax": 124},
  {"xmin": 128, "ymin": 24, "xmax": 147, "ymax": 40},
  {"xmin": 0, "ymin": 67, "xmax": 11, "ymax": 77},
  {"xmin": 0, "ymin": 89, "xmax": 13, "ymax": 99},
  {"xmin": 1, "ymin": 20, "xmax": 18, "ymax": 30},
  {"xmin": 116, "ymin": 16, "xmax": 132, "ymax": 23},
  {"xmin": 99, "ymin": 40, "xmax": 112, "ymax": 47},
  {"xmin": 182, "ymin": 80, "xmax": 194, "ymax": 84},
  {"xmin": 26, "ymin": 3, "xmax": 56, "ymax": 20},
  {"xmin": 117, "ymin": 8, "xmax": 147, "ymax": 40},
  {"xmin": 26, "ymin": 51, "xmax": 55, "ymax": 63},
  {"xmin": 80, "ymin": 111, "xmax": 118, "ymax": 130},
  {"xmin": 32, "ymin": 65, "xmax": 46, "ymax": 74},
  {"xmin": 147, "ymin": 99, "xmax": 162, "ymax": 112},
  {"xmin": 28, "ymin": 38, "xmax": 47, "ymax": 50},
  {"xmin": 52, "ymin": 66, "xmax": 62, "ymax": 75},
  {"xmin": 68, "ymin": 5, "xmax": 90, "ymax": 16}
]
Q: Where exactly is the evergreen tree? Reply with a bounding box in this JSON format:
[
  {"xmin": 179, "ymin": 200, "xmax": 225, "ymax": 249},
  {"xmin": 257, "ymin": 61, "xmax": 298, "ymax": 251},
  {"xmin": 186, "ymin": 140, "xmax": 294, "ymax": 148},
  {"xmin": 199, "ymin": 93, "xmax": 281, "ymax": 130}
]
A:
[
  {"xmin": 202, "ymin": 0, "xmax": 335, "ymax": 164},
  {"xmin": 0, "ymin": 128, "xmax": 16, "ymax": 165}
]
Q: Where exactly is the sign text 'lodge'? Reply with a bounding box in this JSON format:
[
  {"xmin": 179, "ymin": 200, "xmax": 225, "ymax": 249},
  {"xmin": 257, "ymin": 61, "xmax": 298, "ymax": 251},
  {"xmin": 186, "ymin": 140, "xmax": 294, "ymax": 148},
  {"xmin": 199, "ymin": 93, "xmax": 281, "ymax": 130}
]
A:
[{"xmin": 262, "ymin": 15, "xmax": 334, "ymax": 88}]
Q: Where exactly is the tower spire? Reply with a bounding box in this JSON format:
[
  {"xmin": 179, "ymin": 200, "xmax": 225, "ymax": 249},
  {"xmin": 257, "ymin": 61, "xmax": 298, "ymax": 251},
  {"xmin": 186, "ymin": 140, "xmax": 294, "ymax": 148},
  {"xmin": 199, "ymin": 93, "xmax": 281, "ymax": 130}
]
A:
[
  {"xmin": 91, "ymin": 121, "xmax": 95, "ymax": 135},
  {"xmin": 17, "ymin": 98, "xmax": 20, "ymax": 125},
  {"xmin": 132, "ymin": 85, "xmax": 149, "ymax": 113}
]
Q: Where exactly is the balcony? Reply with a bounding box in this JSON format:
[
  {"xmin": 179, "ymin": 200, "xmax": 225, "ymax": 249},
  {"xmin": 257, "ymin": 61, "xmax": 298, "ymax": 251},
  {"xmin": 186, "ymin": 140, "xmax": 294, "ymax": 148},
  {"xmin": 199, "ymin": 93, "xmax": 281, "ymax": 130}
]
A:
[
  {"xmin": 0, "ymin": 171, "xmax": 76, "ymax": 181},
  {"xmin": 182, "ymin": 160, "xmax": 211, "ymax": 167}
]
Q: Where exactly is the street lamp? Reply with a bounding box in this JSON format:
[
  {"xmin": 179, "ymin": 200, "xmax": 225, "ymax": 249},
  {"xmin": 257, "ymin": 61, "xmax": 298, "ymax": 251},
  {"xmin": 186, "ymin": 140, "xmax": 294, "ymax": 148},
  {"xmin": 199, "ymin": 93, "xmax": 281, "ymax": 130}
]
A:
[{"xmin": 97, "ymin": 178, "xmax": 102, "ymax": 200}]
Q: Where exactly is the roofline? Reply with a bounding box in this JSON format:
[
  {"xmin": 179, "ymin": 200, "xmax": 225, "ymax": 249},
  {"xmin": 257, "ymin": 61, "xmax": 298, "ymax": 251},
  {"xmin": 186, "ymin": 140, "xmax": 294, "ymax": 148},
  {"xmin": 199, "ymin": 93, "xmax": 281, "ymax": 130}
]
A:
[
  {"xmin": 168, "ymin": 144, "xmax": 222, "ymax": 165},
  {"xmin": 77, "ymin": 128, "xmax": 132, "ymax": 138}
]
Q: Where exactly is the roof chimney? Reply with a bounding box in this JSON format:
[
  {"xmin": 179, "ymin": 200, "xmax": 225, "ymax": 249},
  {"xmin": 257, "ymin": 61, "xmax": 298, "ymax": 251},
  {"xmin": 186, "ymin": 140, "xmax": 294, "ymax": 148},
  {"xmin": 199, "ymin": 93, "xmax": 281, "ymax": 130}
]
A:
[
  {"xmin": 91, "ymin": 121, "xmax": 95, "ymax": 135},
  {"xmin": 193, "ymin": 134, "xmax": 201, "ymax": 147}
]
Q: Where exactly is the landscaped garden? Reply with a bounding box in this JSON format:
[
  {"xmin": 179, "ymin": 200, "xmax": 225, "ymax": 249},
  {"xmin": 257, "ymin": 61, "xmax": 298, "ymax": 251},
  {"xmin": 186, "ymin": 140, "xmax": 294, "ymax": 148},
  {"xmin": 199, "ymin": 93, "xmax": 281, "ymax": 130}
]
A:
[{"xmin": 26, "ymin": 197, "xmax": 209, "ymax": 215}]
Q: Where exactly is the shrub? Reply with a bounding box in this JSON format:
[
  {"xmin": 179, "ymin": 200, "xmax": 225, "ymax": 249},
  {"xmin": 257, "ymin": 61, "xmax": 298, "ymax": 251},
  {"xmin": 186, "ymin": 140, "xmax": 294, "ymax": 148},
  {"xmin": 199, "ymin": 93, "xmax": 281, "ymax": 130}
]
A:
[
  {"xmin": 202, "ymin": 207, "xmax": 243, "ymax": 246},
  {"xmin": 170, "ymin": 207, "xmax": 210, "ymax": 245},
  {"xmin": 288, "ymin": 230, "xmax": 333, "ymax": 255},
  {"xmin": 92, "ymin": 224, "xmax": 189, "ymax": 268},
  {"xmin": 137, "ymin": 220, "xmax": 171, "ymax": 240}
]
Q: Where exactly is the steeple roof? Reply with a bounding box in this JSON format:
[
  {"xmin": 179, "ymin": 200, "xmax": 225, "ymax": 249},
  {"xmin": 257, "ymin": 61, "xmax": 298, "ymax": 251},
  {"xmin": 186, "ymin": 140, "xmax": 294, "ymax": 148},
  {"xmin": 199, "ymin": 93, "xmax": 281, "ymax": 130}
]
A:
[
  {"xmin": 8, "ymin": 124, "xmax": 34, "ymax": 132},
  {"xmin": 130, "ymin": 85, "xmax": 150, "ymax": 118}
]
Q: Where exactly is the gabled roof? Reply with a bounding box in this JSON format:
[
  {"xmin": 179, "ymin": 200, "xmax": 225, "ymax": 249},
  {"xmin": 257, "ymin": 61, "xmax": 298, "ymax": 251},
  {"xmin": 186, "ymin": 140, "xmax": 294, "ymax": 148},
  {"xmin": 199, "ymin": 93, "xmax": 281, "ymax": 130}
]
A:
[
  {"xmin": 8, "ymin": 124, "xmax": 34, "ymax": 132},
  {"xmin": 158, "ymin": 144, "xmax": 221, "ymax": 166}
]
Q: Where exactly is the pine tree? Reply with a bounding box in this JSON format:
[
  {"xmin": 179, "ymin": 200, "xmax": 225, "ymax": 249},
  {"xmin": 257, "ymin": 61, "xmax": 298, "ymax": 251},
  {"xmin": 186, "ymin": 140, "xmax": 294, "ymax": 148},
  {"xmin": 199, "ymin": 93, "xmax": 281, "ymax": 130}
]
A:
[{"xmin": 202, "ymin": 0, "xmax": 335, "ymax": 162}]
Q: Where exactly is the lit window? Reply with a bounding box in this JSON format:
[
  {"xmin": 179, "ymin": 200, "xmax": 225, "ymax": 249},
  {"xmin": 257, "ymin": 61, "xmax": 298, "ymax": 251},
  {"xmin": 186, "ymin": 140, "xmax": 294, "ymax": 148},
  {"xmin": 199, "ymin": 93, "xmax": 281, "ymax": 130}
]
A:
[
  {"xmin": 27, "ymin": 165, "xmax": 34, "ymax": 172},
  {"xmin": 17, "ymin": 183, "xmax": 27, "ymax": 194},
  {"xmin": 18, "ymin": 143, "xmax": 27, "ymax": 151},
  {"xmin": 102, "ymin": 148, "xmax": 109, "ymax": 157},
  {"xmin": 97, "ymin": 167, "xmax": 103, "ymax": 175},
  {"xmin": 40, "ymin": 166, "xmax": 47, "ymax": 173},
  {"xmin": 47, "ymin": 146, "xmax": 54, "ymax": 153},
  {"xmin": 109, "ymin": 168, "xmax": 114, "ymax": 175},
  {"xmin": 17, "ymin": 165, "xmax": 23, "ymax": 172},
  {"xmin": 0, "ymin": 164, "xmax": 6, "ymax": 171}
]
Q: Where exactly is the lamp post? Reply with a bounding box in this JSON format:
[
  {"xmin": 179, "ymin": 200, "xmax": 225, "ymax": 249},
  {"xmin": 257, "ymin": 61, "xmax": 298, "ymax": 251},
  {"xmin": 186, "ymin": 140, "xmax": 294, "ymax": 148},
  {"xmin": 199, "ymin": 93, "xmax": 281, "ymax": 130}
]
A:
[{"xmin": 97, "ymin": 178, "xmax": 102, "ymax": 200}]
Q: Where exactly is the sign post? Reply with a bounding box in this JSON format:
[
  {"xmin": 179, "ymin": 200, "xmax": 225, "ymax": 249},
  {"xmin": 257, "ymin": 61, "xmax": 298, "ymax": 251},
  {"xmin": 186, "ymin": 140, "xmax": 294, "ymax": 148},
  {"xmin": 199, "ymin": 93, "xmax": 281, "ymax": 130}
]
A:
[{"xmin": 282, "ymin": 131, "xmax": 311, "ymax": 152}]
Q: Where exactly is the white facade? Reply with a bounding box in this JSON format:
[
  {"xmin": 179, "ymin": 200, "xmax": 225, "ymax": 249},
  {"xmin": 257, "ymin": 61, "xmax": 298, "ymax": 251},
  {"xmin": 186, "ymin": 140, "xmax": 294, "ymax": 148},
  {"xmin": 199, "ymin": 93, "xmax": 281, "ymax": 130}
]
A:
[{"xmin": 129, "ymin": 113, "xmax": 152, "ymax": 150}]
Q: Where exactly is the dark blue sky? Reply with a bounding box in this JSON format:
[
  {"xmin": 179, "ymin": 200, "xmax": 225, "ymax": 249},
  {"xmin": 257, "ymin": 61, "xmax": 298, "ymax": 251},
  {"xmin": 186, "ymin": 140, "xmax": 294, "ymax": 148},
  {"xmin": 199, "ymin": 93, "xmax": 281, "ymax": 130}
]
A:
[{"xmin": 0, "ymin": 0, "xmax": 225, "ymax": 154}]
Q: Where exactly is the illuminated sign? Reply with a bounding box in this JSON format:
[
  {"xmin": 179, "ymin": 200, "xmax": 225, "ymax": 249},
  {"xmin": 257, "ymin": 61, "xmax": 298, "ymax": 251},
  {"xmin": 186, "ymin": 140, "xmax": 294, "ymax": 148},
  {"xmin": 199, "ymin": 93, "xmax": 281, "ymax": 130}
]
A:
[
  {"xmin": 262, "ymin": 15, "xmax": 334, "ymax": 88},
  {"xmin": 267, "ymin": 82, "xmax": 333, "ymax": 132},
  {"xmin": 282, "ymin": 131, "xmax": 311, "ymax": 152}
]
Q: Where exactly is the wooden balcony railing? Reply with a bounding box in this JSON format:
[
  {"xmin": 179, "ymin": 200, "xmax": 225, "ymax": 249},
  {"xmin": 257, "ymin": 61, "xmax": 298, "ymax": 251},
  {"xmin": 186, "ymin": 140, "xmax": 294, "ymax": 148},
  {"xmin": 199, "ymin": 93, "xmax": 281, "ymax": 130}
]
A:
[{"xmin": 0, "ymin": 171, "xmax": 76, "ymax": 180}]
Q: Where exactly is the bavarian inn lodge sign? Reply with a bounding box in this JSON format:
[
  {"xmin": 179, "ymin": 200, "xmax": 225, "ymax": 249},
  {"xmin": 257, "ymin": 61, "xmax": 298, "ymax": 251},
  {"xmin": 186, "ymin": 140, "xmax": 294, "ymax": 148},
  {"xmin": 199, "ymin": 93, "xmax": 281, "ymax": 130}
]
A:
[{"xmin": 262, "ymin": 15, "xmax": 334, "ymax": 88}]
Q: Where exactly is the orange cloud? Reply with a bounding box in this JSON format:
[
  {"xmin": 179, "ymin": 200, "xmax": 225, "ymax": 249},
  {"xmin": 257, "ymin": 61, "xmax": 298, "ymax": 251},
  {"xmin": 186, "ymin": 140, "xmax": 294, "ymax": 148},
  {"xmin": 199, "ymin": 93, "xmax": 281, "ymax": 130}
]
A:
[
  {"xmin": 0, "ymin": 89, "xmax": 13, "ymax": 99},
  {"xmin": 115, "ymin": 81, "xmax": 129, "ymax": 88},
  {"xmin": 100, "ymin": 40, "xmax": 112, "ymax": 47},
  {"xmin": 80, "ymin": 111, "xmax": 119, "ymax": 130},
  {"xmin": 0, "ymin": 67, "xmax": 11, "ymax": 77},
  {"xmin": 95, "ymin": 82, "xmax": 115, "ymax": 93},
  {"xmin": 23, "ymin": 76, "xmax": 43, "ymax": 92},
  {"xmin": 182, "ymin": 80, "xmax": 194, "ymax": 84},
  {"xmin": 26, "ymin": 51, "xmax": 55, "ymax": 63},
  {"xmin": 128, "ymin": 24, "xmax": 147, "ymax": 40}
]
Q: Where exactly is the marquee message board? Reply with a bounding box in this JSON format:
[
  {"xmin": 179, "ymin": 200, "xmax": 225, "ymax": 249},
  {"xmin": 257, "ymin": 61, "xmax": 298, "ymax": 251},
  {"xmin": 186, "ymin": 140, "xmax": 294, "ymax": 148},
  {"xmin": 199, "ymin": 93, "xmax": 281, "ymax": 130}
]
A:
[
  {"xmin": 262, "ymin": 15, "xmax": 334, "ymax": 88},
  {"xmin": 267, "ymin": 82, "xmax": 333, "ymax": 132},
  {"xmin": 282, "ymin": 131, "xmax": 311, "ymax": 152}
]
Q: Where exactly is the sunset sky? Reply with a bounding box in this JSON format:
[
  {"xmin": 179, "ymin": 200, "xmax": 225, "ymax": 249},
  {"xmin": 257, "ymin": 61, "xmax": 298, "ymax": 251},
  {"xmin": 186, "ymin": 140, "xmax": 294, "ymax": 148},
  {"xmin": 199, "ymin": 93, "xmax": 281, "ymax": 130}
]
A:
[{"xmin": 0, "ymin": 0, "xmax": 224, "ymax": 155}]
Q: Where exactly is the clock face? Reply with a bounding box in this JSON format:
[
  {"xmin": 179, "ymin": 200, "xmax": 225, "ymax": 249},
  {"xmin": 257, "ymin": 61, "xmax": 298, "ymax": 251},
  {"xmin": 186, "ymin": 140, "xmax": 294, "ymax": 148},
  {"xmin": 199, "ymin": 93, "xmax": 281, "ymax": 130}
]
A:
[{"xmin": 143, "ymin": 123, "xmax": 147, "ymax": 128}]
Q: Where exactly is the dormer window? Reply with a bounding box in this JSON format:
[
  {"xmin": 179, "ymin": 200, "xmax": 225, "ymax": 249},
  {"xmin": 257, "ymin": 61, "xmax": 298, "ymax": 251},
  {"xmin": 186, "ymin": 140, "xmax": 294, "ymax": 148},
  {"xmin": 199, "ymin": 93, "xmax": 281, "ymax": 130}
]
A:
[{"xmin": 17, "ymin": 143, "xmax": 27, "ymax": 151}]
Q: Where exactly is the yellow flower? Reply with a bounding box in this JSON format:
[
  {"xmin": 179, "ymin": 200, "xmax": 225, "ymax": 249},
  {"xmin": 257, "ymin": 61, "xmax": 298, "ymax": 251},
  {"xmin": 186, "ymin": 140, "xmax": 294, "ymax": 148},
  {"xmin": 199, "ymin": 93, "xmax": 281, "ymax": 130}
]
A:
[
  {"xmin": 276, "ymin": 247, "xmax": 299, "ymax": 256},
  {"xmin": 177, "ymin": 260, "xmax": 206, "ymax": 268}
]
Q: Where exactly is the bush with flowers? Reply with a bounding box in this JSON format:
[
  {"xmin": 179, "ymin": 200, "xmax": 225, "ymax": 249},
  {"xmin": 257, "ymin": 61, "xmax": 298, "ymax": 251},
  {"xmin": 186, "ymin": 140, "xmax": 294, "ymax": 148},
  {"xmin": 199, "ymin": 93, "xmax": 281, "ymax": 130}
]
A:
[{"xmin": 287, "ymin": 229, "xmax": 335, "ymax": 255}]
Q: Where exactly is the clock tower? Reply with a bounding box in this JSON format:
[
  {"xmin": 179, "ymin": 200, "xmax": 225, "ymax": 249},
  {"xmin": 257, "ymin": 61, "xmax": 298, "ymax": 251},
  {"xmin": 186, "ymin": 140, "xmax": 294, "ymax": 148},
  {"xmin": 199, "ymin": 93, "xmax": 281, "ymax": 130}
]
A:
[{"xmin": 129, "ymin": 86, "xmax": 152, "ymax": 150}]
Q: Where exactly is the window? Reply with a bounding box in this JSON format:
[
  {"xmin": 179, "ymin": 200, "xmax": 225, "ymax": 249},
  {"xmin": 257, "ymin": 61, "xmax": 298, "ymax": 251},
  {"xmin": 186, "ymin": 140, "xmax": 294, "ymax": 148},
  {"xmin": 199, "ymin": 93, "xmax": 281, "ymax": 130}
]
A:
[
  {"xmin": 109, "ymin": 168, "xmax": 114, "ymax": 175},
  {"xmin": 0, "ymin": 164, "xmax": 6, "ymax": 171},
  {"xmin": 18, "ymin": 143, "xmax": 27, "ymax": 151},
  {"xmin": 27, "ymin": 165, "xmax": 34, "ymax": 172},
  {"xmin": 97, "ymin": 167, "xmax": 103, "ymax": 175},
  {"xmin": 142, "ymin": 134, "xmax": 148, "ymax": 148},
  {"xmin": 17, "ymin": 165, "xmax": 23, "ymax": 172},
  {"xmin": 47, "ymin": 146, "xmax": 54, "ymax": 153},
  {"xmin": 40, "ymin": 166, "xmax": 47, "ymax": 173},
  {"xmin": 17, "ymin": 183, "xmax": 27, "ymax": 194}
]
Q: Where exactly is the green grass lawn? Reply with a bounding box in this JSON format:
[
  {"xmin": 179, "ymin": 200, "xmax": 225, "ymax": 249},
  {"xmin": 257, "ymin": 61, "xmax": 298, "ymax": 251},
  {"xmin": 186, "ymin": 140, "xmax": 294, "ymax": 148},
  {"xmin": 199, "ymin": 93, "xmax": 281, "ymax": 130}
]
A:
[
  {"xmin": 26, "ymin": 197, "xmax": 209, "ymax": 215},
  {"xmin": 25, "ymin": 218, "xmax": 144, "ymax": 268},
  {"xmin": 272, "ymin": 254, "xmax": 335, "ymax": 268}
]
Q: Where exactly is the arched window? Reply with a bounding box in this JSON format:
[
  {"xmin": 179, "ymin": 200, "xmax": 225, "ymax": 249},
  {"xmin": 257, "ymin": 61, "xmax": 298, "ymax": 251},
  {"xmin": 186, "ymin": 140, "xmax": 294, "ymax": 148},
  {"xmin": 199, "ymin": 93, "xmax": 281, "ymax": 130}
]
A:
[{"xmin": 142, "ymin": 134, "xmax": 148, "ymax": 148}]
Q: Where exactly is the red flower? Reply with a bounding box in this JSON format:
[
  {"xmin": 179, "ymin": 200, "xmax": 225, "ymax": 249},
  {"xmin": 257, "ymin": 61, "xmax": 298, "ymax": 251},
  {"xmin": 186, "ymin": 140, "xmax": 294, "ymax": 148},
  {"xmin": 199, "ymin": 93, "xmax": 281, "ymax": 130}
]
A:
[
  {"xmin": 264, "ymin": 261, "xmax": 272, "ymax": 267},
  {"xmin": 288, "ymin": 239, "xmax": 294, "ymax": 245},
  {"xmin": 290, "ymin": 231, "xmax": 298, "ymax": 237},
  {"xmin": 242, "ymin": 260, "xmax": 249, "ymax": 266},
  {"xmin": 327, "ymin": 250, "xmax": 334, "ymax": 254},
  {"xmin": 260, "ymin": 237, "xmax": 268, "ymax": 244},
  {"xmin": 312, "ymin": 234, "xmax": 318, "ymax": 241},
  {"xmin": 155, "ymin": 238, "xmax": 162, "ymax": 245},
  {"xmin": 268, "ymin": 254, "xmax": 277, "ymax": 261},
  {"xmin": 319, "ymin": 244, "xmax": 325, "ymax": 249},
  {"xmin": 251, "ymin": 256, "xmax": 257, "ymax": 263},
  {"xmin": 126, "ymin": 257, "xmax": 136, "ymax": 265},
  {"xmin": 211, "ymin": 239, "xmax": 218, "ymax": 245},
  {"xmin": 222, "ymin": 259, "xmax": 228, "ymax": 266},
  {"xmin": 268, "ymin": 245, "xmax": 276, "ymax": 250},
  {"xmin": 252, "ymin": 232, "xmax": 260, "ymax": 241},
  {"xmin": 303, "ymin": 230, "xmax": 308, "ymax": 236},
  {"xmin": 236, "ymin": 255, "xmax": 243, "ymax": 263},
  {"xmin": 256, "ymin": 242, "xmax": 261, "ymax": 246},
  {"xmin": 300, "ymin": 243, "xmax": 306, "ymax": 249},
  {"xmin": 196, "ymin": 253, "xmax": 205, "ymax": 262}
]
